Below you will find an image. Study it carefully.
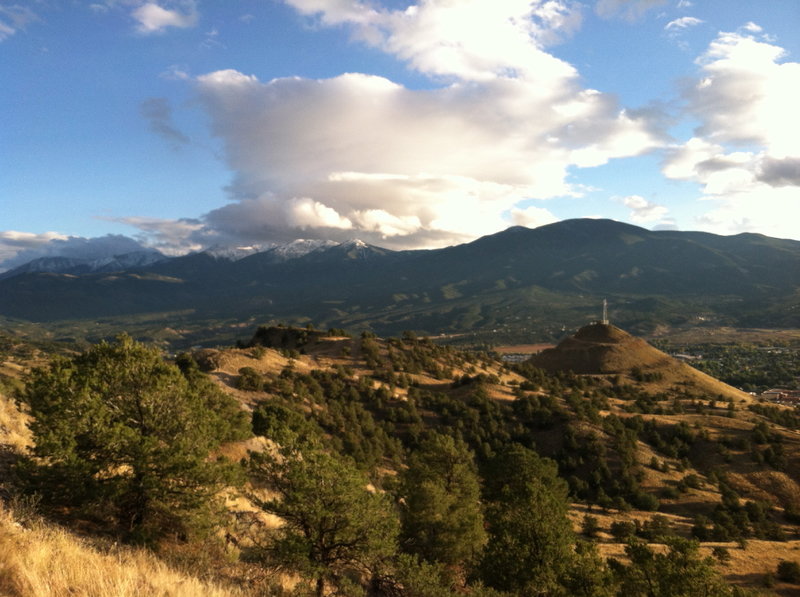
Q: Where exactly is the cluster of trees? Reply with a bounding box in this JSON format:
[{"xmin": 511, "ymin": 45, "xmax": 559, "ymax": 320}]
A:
[
  {"xmin": 749, "ymin": 404, "xmax": 800, "ymax": 430},
  {"xmin": 246, "ymin": 427, "xmax": 739, "ymax": 596},
  {"xmin": 11, "ymin": 331, "xmax": 793, "ymax": 595},
  {"xmin": 678, "ymin": 343, "xmax": 800, "ymax": 392}
]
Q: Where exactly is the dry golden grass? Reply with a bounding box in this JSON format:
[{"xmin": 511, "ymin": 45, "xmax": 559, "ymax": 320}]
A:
[
  {"xmin": 0, "ymin": 391, "xmax": 31, "ymax": 454},
  {"xmin": 0, "ymin": 506, "xmax": 245, "ymax": 597},
  {"xmin": 586, "ymin": 514, "xmax": 800, "ymax": 596}
]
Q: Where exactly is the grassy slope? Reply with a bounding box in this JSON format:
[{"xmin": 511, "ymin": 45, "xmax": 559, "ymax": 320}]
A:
[{"xmin": 0, "ymin": 505, "xmax": 243, "ymax": 597}]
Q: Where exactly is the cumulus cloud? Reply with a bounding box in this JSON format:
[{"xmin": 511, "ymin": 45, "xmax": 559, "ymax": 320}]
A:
[
  {"xmin": 0, "ymin": 231, "xmax": 67, "ymax": 269},
  {"xmin": 140, "ymin": 97, "xmax": 190, "ymax": 148},
  {"xmin": 0, "ymin": 233, "xmax": 150, "ymax": 272},
  {"xmin": 98, "ymin": 1, "xmax": 667, "ymax": 251},
  {"xmin": 757, "ymin": 157, "xmax": 800, "ymax": 187},
  {"xmin": 663, "ymin": 27, "xmax": 800, "ymax": 238},
  {"xmin": 193, "ymin": 67, "xmax": 660, "ymax": 248},
  {"xmin": 132, "ymin": 1, "xmax": 197, "ymax": 34},
  {"xmin": 286, "ymin": 0, "xmax": 583, "ymax": 82},
  {"xmin": 193, "ymin": 1, "xmax": 663, "ymax": 251},
  {"xmin": 686, "ymin": 30, "xmax": 799, "ymax": 156},
  {"xmin": 110, "ymin": 216, "xmax": 204, "ymax": 255},
  {"xmin": 509, "ymin": 206, "xmax": 559, "ymax": 228},
  {"xmin": 621, "ymin": 195, "xmax": 670, "ymax": 224},
  {"xmin": 0, "ymin": 3, "xmax": 37, "ymax": 41}
]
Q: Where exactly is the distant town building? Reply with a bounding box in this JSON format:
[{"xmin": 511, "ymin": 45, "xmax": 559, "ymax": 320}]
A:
[{"xmin": 762, "ymin": 388, "xmax": 800, "ymax": 405}]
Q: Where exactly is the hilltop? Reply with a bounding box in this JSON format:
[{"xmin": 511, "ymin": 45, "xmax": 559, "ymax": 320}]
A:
[{"xmin": 530, "ymin": 322, "xmax": 751, "ymax": 403}]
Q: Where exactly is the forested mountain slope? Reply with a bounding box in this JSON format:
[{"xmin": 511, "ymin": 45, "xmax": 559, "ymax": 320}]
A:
[{"xmin": 1, "ymin": 219, "xmax": 798, "ymax": 346}]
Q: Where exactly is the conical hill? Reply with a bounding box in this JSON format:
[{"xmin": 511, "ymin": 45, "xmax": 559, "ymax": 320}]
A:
[{"xmin": 529, "ymin": 323, "xmax": 750, "ymax": 402}]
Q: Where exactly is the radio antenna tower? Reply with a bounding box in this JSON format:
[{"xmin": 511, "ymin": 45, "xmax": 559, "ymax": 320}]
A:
[{"xmin": 602, "ymin": 299, "xmax": 609, "ymax": 325}]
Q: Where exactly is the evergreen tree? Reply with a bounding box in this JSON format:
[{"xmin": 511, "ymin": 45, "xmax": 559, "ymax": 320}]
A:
[
  {"xmin": 613, "ymin": 537, "xmax": 733, "ymax": 596},
  {"xmin": 561, "ymin": 541, "xmax": 617, "ymax": 597},
  {"xmin": 19, "ymin": 334, "xmax": 249, "ymax": 542},
  {"xmin": 479, "ymin": 445, "xmax": 576, "ymax": 595},
  {"xmin": 399, "ymin": 433, "xmax": 487, "ymax": 572},
  {"xmin": 250, "ymin": 436, "xmax": 399, "ymax": 597}
]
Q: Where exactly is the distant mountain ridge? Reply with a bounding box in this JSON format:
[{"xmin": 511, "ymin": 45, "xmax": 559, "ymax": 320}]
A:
[
  {"xmin": 202, "ymin": 239, "xmax": 340, "ymax": 262},
  {"xmin": 0, "ymin": 219, "xmax": 798, "ymax": 341},
  {"xmin": 0, "ymin": 239, "xmax": 346, "ymax": 278},
  {"xmin": 0, "ymin": 250, "xmax": 167, "ymax": 279}
]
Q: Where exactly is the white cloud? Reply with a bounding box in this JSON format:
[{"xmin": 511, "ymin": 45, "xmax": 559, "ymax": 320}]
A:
[
  {"xmin": 509, "ymin": 206, "xmax": 559, "ymax": 228},
  {"xmin": 286, "ymin": 198, "xmax": 353, "ymax": 230},
  {"xmin": 621, "ymin": 195, "xmax": 670, "ymax": 224},
  {"xmin": 0, "ymin": 231, "xmax": 68, "ymax": 269},
  {"xmin": 742, "ymin": 21, "xmax": 762, "ymax": 34},
  {"xmin": 693, "ymin": 185, "xmax": 800, "ymax": 239},
  {"xmin": 160, "ymin": 64, "xmax": 191, "ymax": 81},
  {"xmin": 132, "ymin": 1, "xmax": 197, "ymax": 34},
  {"xmin": 688, "ymin": 30, "xmax": 799, "ymax": 157},
  {"xmin": 111, "ymin": 216, "xmax": 204, "ymax": 255},
  {"xmin": 350, "ymin": 208, "xmax": 421, "ymax": 237},
  {"xmin": 285, "ymin": 0, "xmax": 583, "ymax": 83},
  {"xmin": 0, "ymin": 233, "xmax": 151, "ymax": 272},
  {"xmin": 664, "ymin": 27, "xmax": 800, "ymax": 238},
  {"xmin": 194, "ymin": 67, "xmax": 660, "ymax": 248},
  {"xmin": 664, "ymin": 16, "xmax": 702, "ymax": 31},
  {"xmin": 0, "ymin": 3, "xmax": 37, "ymax": 41},
  {"xmin": 178, "ymin": 1, "xmax": 665, "ymax": 249}
]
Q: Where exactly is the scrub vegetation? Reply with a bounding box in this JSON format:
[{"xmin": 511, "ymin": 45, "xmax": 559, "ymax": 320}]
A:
[{"xmin": 0, "ymin": 324, "xmax": 798, "ymax": 596}]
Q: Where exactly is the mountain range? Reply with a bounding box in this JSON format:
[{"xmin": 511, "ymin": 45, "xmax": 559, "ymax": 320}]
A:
[{"xmin": 1, "ymin": 218, "xmax": 798, "ymax": 343}]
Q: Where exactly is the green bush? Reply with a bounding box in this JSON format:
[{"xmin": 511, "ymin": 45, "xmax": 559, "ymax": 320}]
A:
[
  {"xmin": 610, "ymin": 521, "xmax": 636, "ymax": 541},
  {"xmin": 236, "ymin": 366, "xmax": 264, "ymax": 391}
]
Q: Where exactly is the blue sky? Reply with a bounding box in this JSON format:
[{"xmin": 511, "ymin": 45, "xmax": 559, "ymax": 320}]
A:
[{"xmin": 1, "ymin": 0, "xmax": 799, "ymax": 269}]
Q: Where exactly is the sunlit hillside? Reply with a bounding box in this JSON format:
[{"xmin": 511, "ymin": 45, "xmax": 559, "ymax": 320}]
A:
[{"xmin": 1, "ymin": 325, "xmax": 799, "ymax": 595}]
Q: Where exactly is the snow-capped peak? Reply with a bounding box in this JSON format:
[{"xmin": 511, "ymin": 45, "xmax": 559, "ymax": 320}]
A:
[
  {"xmin": 202, "ymin": 244, "xmax": 271, "ymax": 261},
  {"xmin": 268, "ymin": 239, "xmax": 338, "ymax": 259},
  {"xmin": 338, "ymin": 239, "xmax": 368, "ymax": 250}
]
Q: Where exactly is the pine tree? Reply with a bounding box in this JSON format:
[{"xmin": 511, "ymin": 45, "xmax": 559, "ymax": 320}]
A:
[
  {"xmin": 479, "ymin": 445, "xmax": 576, "ymax": 595},
  {"xmin": 19, "ymin": 334, "xmax": 249, "ymax": 542},
  {"xmin": 249, "ymin": 436, "xmax": 399, "ymax": 597},
  {"xmin": 400, "ymin": 433, "xmax": 486, "ymax": 572}
]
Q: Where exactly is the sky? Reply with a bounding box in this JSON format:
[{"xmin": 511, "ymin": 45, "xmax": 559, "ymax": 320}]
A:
[{"xmin": 1, "ymin": 0, "xmax": 799, "ymax": 271}]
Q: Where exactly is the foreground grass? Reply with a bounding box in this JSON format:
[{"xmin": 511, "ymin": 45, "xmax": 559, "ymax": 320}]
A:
[{"xmin": 0, "ymin": 506, "xmax": 243, "ymax": 597}]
